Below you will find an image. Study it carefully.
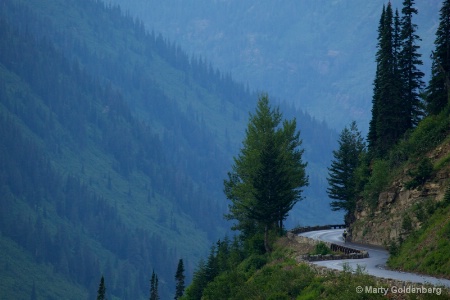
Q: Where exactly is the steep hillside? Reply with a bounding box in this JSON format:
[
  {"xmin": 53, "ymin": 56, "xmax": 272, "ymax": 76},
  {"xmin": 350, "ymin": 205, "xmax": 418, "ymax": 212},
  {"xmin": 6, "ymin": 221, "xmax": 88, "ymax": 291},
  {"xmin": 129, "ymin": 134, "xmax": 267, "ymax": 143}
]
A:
[
  {"xmin": 0, "ymin": 0, "xmax": 341, "ymax": 299},
  {"xmin": 107, "ymin": 0, "xmax": 439, "ymax": 131},
  {"xmin": 0, "ymin": 18, "xmax": 205, "ymax": 299},
  {"xmin": 2, "ymin": 0, "xmax": 340, "ymax": 227},
  {"xmin": 350, "ymin": 107, "xmax": 450, "ymax": 278}
]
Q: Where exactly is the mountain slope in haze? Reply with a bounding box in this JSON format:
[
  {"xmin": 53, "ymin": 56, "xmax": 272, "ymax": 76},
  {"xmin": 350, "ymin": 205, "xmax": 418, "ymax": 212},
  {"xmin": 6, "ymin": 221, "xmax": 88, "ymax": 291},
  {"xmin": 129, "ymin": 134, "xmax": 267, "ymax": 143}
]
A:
[
  {"xmin": 107, "ymin": 0, "xmax": 440, "ymax": 131},
  {"xmin": 0, "ymin": 0, "xmax": 340, "ymax": 299},
  {"xmin": 0, "ymin": 16, "xmax": 206, "ymax": 299},
  {"xmin": 3, "ymin": 0, "xmax": 341, "ymax": 226}
]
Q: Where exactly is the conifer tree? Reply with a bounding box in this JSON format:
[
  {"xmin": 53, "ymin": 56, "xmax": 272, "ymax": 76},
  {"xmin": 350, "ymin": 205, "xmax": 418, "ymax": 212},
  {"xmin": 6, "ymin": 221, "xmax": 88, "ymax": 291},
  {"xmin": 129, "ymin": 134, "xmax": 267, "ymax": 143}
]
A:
[
  {"xmin": 97, "ymin": 276, "xmax": 106, "ymax": 300},
  {"xmin": 376, "ymin": 3, "xmax": 404, "ymax": 156},
  {"xmin": 368, "ymin": 5, "xmax": 386, "ymax": 153},
  {"xmin": 183, "ymin": 259, "xmax": 207, "ymax": 300},
  {"xmin": 368, "ymin": 2, "xmax": 417, "ymax": 157},
  {"xmin": 150, "ymin": 270, "xmax": 159, "ymax": 300},
  {"xmin": 399, "ymin": 0, "xmax": 425, "ymax": 127},
  {"xmin": 426, "ymin": 0, "xmax": 450, "ymax": 114},
  {"xmin": 224, "ymin": 94, "xmax": 308, "ymax": 252},
  {"xmin": 174, "ymin": 259, "xmax": 185, "ymax": 300},
  {"xmin": 327, "ymin": 122, "xmax": 365, "ymax": 224}
]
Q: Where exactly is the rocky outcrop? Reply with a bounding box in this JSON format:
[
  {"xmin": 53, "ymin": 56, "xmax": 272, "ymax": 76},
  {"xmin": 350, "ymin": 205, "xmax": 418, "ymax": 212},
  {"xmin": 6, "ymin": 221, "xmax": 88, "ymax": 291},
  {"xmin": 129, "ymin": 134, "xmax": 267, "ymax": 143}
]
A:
[{"xmin": 351, "ymin": 142, "xmax": 450, "ymax": 248}]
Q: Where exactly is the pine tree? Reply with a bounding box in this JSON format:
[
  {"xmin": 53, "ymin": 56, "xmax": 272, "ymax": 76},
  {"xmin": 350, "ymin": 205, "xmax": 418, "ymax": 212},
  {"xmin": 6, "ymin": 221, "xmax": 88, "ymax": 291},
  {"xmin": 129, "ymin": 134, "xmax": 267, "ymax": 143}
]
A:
[
  {"xmin": 327, "ymin": 121, "xmax": 365, "ymax": 224},
  {"xmin": 426, "ymin": 0, "xmax": 450, "ymax": 114},
  {"xmin": 377, "ymin": 3, "xmax": 403, "ymax": 155},
  {"xmin": 183, "ymin": 259, "xmax": 207, "ymax": 300},
  {"xmin": 150, "ymin": 270, "xmax": 159, "ymax": 300},
  {"xmin": 399, "ymin": 0, "xmax": 425, "ymax": 127},
  {"xmin": 204, "ymin": 244, "xmax": 219, "ymax": 282},
  {"xmin": 368, "ymin": 5, "xmax": 386, "ymax": 153},
  {"xmin": 97, "ymin": 276, "xmax": 106, "ymax": 300},
  {"xmin": 224, "ymin": 94, "xmax": 308, "ymax": 252},
  {"xmin": 174, "ymin": 259, "xmax": 185, "ymax": 300},
  {"xmin": 368, "ymin": 2, "xmax": 409, "ymax": 157}
]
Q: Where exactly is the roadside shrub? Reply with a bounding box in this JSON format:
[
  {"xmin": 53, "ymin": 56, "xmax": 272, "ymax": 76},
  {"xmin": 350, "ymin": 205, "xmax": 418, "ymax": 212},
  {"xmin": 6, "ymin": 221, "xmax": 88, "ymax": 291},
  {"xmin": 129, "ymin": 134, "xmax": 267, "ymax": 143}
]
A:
[
  {"xmin": 389, "ymin": 239, "xmax": 399, "ymax": 256},
  {"xmin": 312, "ymin": 242, "xmax": 332, "ymax": 255}
]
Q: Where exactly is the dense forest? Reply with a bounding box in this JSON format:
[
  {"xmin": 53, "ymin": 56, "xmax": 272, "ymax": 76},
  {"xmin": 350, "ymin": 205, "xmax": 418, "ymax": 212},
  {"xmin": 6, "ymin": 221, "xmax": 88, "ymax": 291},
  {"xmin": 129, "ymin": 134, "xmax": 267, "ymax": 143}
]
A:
[{"xmin": 0, "ymin": 0, "xmax": 340, "ymax": 299}]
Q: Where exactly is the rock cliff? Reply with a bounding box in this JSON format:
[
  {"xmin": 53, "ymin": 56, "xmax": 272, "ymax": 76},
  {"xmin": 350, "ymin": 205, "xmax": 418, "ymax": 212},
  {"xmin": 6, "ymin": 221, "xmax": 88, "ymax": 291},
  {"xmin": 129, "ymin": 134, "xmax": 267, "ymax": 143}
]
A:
[{"xmin": 350, "ymin": 141, "xmax": 450, "ymax": 247}]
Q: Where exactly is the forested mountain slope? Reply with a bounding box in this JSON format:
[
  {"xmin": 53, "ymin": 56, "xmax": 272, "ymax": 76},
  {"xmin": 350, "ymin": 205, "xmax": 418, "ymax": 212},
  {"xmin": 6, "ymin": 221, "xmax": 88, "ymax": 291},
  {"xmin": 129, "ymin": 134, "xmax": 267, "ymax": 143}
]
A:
[
  {"xmin": 107, "ymin": 0, "xmax": 440, "ymax": 131},
  {"xmin": 0, "ymin": 0, "xmax": 339, "ymax": 299}
]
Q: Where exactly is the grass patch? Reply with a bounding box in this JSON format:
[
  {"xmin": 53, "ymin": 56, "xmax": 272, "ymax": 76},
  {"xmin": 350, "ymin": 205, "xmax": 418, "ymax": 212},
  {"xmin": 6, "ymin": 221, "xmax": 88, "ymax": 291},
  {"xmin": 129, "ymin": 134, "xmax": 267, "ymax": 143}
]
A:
[{"xmin": 388, "ymin": 202, "xmax": 450, "ymax": 278}]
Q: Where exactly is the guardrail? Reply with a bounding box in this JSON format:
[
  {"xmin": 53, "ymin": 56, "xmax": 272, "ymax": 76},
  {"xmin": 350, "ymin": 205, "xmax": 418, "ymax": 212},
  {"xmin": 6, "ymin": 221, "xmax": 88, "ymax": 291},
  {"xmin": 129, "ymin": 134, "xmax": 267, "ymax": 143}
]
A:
[
  {"xmin": 290, "ymin": 224, "xmax": 346, "ymax": 234},
  {"xmin": 288, "ymin": 225, "xmax": 369, "ymax": 261}
]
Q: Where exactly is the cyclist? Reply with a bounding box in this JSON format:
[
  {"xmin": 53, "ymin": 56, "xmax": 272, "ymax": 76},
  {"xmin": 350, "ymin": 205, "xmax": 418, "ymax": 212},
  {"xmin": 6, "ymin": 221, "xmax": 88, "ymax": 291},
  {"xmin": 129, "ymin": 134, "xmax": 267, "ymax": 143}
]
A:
[{"xmin": 342, "ymin": 229, "xmax": 348, "ymax": 243}]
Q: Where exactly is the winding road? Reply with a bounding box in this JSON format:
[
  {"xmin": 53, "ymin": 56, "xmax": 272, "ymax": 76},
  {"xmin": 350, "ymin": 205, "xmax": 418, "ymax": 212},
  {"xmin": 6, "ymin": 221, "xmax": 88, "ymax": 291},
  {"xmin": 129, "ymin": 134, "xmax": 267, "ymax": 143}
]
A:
[{"xmin": 299, "ymin": 229, "xmax": 450, "ymax": 288}]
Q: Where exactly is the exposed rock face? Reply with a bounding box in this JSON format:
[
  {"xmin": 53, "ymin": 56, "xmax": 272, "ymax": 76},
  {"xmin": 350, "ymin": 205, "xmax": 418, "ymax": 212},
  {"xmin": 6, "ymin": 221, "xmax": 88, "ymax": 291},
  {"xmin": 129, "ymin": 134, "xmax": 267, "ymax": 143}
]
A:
[{"xmin": 351, "ymin": 143, "xmax": 450, "ymax": 248}]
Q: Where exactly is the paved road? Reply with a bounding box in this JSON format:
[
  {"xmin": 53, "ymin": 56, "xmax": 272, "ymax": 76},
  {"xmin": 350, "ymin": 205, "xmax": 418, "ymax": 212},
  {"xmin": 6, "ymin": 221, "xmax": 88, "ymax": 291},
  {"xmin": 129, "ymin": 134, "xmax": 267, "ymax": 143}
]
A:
[{"xmin": 299, "ymin": 229, "xmax": 450, "ymax": 288}]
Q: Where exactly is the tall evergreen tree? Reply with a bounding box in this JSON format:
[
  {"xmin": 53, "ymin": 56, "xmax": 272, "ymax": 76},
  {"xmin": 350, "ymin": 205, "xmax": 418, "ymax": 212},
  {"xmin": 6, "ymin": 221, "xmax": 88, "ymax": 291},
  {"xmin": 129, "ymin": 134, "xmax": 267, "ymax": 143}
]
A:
[
  {"xmin": 327, "ymin": 122, "xmax": 365, "ymax": 225},
  {"xmin": 399, "ymin": 0, "xmax": 425, "ymax": 127},
  {"xmin": 368, "ymin": 2, "xmax": 412, "ymax": 157},
  {"xmin": 150, "ymin": 270, "xmax": 159, "ymax": 300},
  {"xmin": 174, "ymin": 259, "xmax": 185, "ymax": 300},
  {"xmin": 426, "ymin": 0, "xmax": 450, "ymax": 114},
  {"xmin": 368, "ymin": 5, "xmax": 386, "ymax": 153},
  {"xmin": 224, "ymin": 94, "xmax": 308, "ymax": 252},
  {"xmin": 376, "ymin": 3, "xmax": 404, "ymax": 155},
  {"xmin": 97, "ymin": 276, "xmax": 106, "ymax": 300}
]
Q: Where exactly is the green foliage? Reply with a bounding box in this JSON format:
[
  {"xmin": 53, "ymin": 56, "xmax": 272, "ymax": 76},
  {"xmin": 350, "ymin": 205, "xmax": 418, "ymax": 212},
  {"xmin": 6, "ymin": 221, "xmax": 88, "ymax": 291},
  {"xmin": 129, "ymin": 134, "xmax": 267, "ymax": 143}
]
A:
[
  {"xmin": 368, "ymin": 1, "xmax": 424, "ymax": 158},
  {"xmin": 96, "ymin": 276, "xmax": 106, "ymax": 300},
  {"xmin": 403, "ymin": 107, "xmax": 450, "ymax": 159},
  {"xmin": 0, "ymin": 2, "xmax": 231, "ymax": 297},
  {"xmin": 388, "ymin": 240, "xmax": 400, "ymax": 256},
  {"xmin": 443, "ymin": 222, "xmax": 450, "ymax": 240},
  {"xmin": 224, "ymin": 94, "xmax": 308, "ymax": 252},
  {"xmin": 327, "ymin": 121, "xmax": 365, "ymax": 223},
  {"xmin": 363, "ymin": 160, "xmax": 391, "ymax": 208},
  {"xmin": 184, "ymin": 235, "xmax": 398, "ymax": 300},
  {"xmin": 401, "ymin": 214, "xmax": 413, "ymax": 233},
  {"xmin": 199, "ymin": 270, "xmax": 247, "ymax": 300},
  {"xmin": 445, "ymin": 185, "xmax": 450, "ymax": 205},
  {"xmin": 388, "ymin": 202, "xmax": 450, "ymax": 277},
  {"xmin": 174, "ymin": 259, "xmax": 185, "ymax": 300},
  {"xmin": 320, "ymin": 264, "xmax": 386, "ymax": 300},
  {"xmin": 311, "ymin": 242, "xmax": 332, "ymax": 255},
  {"xmin": 406, "ymin": 157, "xmax": 434, "ymax": 189},
  {"xmin": 399, "ymin": 0, "xmax": 425, "ymax": 128},
  {"xmin": 426, "ymin": 0, "xmax": 450, "ymax": 115},
  {"xmin": 183, "ymin": 238, "xmax": 246, "ymax": 300},
  {"xmin": 150, "ymin": 270, "xmax": 160, "ymax": 300}
]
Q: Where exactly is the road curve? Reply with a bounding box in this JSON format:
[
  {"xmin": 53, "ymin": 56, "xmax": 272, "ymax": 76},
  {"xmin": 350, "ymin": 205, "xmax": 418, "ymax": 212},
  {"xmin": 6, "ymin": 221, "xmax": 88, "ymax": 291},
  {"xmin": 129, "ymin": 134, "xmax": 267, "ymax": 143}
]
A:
[{"xmin": 299, "ymin": 229, "xmax": 450, "ymax": 288}]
